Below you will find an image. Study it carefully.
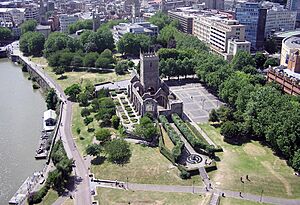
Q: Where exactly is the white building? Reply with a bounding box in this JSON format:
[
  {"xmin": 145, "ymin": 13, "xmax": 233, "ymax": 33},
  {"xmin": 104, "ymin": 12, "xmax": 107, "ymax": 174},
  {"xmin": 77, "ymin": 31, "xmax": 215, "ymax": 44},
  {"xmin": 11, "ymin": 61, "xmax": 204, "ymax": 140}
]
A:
[
  {"xmin": 194, "ymin": 15, "xmax": 250, "ymax": 61},
  {"xmin": 263, "ymin": 1, "xmax": 297, "ymax": 37},
  {"xmin": 43, "ymin": 109, "xmax": 57, "ymax": 132},
  {"xmin": 0, "ymin": 8, "xmax": 25, "ymax": 27},
  {"xmin": 59, "ymin": 14, "xmax": 79, "ymax": 33},
  {"xmin": 24, "ymin": 6, "xmax": 39, "ymax": 21},
  {"xmin": 113, "ymin": 21, "xmax": 158, "ymax": 42}
]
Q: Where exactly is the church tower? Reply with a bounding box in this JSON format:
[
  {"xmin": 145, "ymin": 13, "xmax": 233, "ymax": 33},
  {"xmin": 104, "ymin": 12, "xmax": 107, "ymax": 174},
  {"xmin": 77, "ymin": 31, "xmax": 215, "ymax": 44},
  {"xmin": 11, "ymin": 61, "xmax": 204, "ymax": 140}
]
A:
[
  {"xmin": 132, "ymin": 0, "xmax": 140, "ymax": 23},
  {"xmin": 140, "ymin": 52, "xmax": 160, "ymax": 94}
]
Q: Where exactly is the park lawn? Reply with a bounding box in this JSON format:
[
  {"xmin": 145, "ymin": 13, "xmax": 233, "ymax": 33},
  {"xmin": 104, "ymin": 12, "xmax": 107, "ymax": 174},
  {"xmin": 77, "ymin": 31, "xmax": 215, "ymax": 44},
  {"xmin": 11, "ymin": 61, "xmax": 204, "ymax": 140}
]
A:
[
  {"xmin": 44, "ymin": 66, "xmax": 130, "ymax": 90},
  {"xmin": 62, "ymin": 198, "xmax": 74, "ymax": 205},
  {"xmin": 36, "ymin": 189, "xmax": 59, "ymax": 205},
  {"xmin": 94, "ymin": 188, "xmax": 210, "ymax": 205},
  {"xmin": 91, "ymin": 143, "xmax": 202, "ymax": 186},
  {"xmin": 199, "ymin": 123, "xmax": 300, "ymax": 199},
  {"xmin": 160, "ymin": 125, "xmax": 174, "ymax": 150},
  {"xmin": 219, "ymin": 197, "xmax": 271, "ymax": 205}
]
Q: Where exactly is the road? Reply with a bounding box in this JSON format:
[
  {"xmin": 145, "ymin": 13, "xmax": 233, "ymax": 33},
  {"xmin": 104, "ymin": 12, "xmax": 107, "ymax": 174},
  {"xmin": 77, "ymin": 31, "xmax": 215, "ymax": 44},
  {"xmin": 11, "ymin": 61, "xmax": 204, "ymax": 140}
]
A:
[{"xmin": 12, "ymin": 44, "xmax": 92, "ymax": 205}]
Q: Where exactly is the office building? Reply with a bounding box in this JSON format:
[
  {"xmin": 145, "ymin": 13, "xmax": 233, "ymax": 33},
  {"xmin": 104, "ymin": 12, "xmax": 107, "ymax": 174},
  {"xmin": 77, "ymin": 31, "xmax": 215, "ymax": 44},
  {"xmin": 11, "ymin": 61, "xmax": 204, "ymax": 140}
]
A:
[
  {"xmin": 194, "ymin": 15, "xmax": 250, "ymax": 60},
  {"xmin": 168, "ymin": 11, "xmax": 196, "ymax": 34},
  {"xmin": 262, "ymin": 2, "xmax": 296, "ymax": 37},
  {"xmin": 59, "ymin": 14, "xmax": 79, "ymax": 33},
  {"xmin": 287, "ymin": 0, "xmax": 300, "ymax": 21},
  {"xmin": 235, "ymin": 2, "xmax": 267, "ymax": 50},
  {"xmin": 198, "ymin": 0, "xmax": 224, "ymax": 10}
]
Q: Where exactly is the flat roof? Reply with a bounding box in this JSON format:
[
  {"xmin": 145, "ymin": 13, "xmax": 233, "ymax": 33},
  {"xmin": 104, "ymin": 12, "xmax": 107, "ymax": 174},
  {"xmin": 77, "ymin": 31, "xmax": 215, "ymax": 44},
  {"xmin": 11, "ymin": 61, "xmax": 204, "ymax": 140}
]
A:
[
  {"xmin": 275, "ymin": 30, "xmax": 300, "ymax": 38},
  {"xmin": 284, "ymin": 68, "xmax": 300, "ymax": 80},
  {"xmin": 284, "ymin": 36, "xmax": 300, "ymax": 49},
  {"xmin": 95, "ymin": 80, "xmax": 130, "ymax": 91}
]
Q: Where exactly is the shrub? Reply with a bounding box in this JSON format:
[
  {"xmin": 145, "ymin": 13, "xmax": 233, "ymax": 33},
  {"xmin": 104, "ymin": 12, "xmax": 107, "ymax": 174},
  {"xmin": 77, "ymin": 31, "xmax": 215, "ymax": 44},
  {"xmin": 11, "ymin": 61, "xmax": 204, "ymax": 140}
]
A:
[
  {"xmin": 111, "ymin": 115, "xmax": 120, "ymax": 129},
  {"xmin": 32, "ymin": 84, "xmax": 40, "ymax": 89},
  {"xmin": 87, "ymin": 127, "xmax": 95, "ymax": 132},
  {"xmin": 81, "ymin": 107, "xmax": 90, "ymax": 117},
  {"xmin": 95, "ymin": 128, "xmax": 111, "ymax": 142},
  {"xmin": 27, "ymin": 186, "xmax": 49, "ymax": 204},
  {"xmin": 76, "ymin": 127, "xmax": 81, "ymax": 134},
  {"xmin": 84, "ymin": 116, "xmax": 93, "ymax": 125},
  {"xmin": 179, "ymin": 170, "xmax": 190, "ymax": 179}
]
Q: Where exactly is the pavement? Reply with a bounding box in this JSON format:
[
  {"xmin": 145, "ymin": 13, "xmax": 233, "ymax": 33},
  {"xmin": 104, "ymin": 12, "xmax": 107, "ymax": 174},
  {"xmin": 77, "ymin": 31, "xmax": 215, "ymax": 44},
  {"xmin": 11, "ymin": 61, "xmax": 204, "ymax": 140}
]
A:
[
  {"xmin": 12, "ymin": 44, "xmax": 92, "ymax": 205},
  {"xmin": 168, "ymin": 80, "xmax": 223, "ymax": 123}
]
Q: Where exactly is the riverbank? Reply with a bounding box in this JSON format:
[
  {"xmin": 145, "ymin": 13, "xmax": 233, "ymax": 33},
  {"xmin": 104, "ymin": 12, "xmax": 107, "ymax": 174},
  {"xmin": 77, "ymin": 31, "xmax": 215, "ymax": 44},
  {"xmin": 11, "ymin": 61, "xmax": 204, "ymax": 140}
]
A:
[{"xmin": 0, "ymin": 59, "xmax": 46, "ymax": 204}]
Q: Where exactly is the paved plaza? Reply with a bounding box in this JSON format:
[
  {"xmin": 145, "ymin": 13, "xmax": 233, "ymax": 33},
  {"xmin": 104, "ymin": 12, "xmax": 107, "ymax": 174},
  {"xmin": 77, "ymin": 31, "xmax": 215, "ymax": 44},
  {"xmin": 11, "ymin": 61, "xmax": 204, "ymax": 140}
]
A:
[{"xmin": 168, "ymin": 80, "xmax": 223, "ymax": 123}]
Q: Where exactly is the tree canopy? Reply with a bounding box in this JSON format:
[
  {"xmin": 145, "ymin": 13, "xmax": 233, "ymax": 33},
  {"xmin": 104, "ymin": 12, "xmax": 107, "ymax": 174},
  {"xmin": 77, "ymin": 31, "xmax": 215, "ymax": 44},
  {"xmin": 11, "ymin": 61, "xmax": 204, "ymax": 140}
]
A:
[
  {"xmin": 0, "ymin": 27, "xmax": 12, "ymax": 40},
  {"xmin": 105, "ymin": 139, "xmax": 132, "ymax": 164},
  {"xmin": 19, "ymin": 31, "xmax": 45, "ymax": 56},
  {"xmin": 21, "ymin": 20, "xmax": 37, "ymax": 34}
]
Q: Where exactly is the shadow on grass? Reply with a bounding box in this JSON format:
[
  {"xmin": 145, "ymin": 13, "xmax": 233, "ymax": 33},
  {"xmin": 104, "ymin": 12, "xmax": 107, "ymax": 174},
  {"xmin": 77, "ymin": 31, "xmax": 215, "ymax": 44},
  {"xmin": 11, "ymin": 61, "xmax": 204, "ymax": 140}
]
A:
[{"xmin": 91, "ymin": 156, "xmax": 106, "ymax": 165}]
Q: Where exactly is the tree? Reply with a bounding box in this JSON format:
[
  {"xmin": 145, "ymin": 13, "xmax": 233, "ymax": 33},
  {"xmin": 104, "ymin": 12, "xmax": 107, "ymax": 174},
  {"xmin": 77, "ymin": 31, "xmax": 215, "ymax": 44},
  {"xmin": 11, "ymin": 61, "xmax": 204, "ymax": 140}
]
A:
[
  {"xmin": 64, "ymin": 84, "xmax": 81, "ymax": 101},
  {"xmin": 21, "ymin": 20, "xmax": 37, "ymax": 34},
  {"xmin": 44, "ymin": 32, "xmax": 70, "ymax": 57},
  {"xmin": 71, "ymin": 54, "xmax": 84, "ymax": 67},
  {"xmin": 265, "ymin": 38, "xmax": 278, "ymax": 54},
  {"xmin": 0, "ymin": 27, "xmax": 12, "ymax": 41},
  {"xmin": 68, "ymin": 19, "xmax": 93, "ymax": 34},
  {"xmin": 209, "ymin": 109, "xmax": 219, "ymax": 122},
  {"xmin": 255, "ymin": 52, "xmax": 267, "ymax": 69},
  {"xmin": 115, "ymin": 60, "xmax": 129, "ymax": 75},
  {"xmin": 19, "ymin": 32, "xmax": 45, "ymax": 56},
  {"xmin": 292, "ymin": 150, "xmax": 300, "ymax": 172},
  {"xmin": 84, "ymin": 52, "xmax": 99, "ymax": 67},
  {"xmin": 95, "ymin": 57, "xmax": 112, "ymax": 69},
  {"xmin": 95, "ymin": 128, "xmax": 111, "ymax": 143},
  {"xmin": 117, "ymin": 33, "xmax": 150, "ymax": 56},
  {"xmin": 220, "ymin": 121, "xmax": 239, "ymax": 141},
  {"xmin": 77, "ymin": 92, "xmax": 89, "ymax": 106},
  {"xmin": 46, "ymin": 88, "xmax": 58, "ymax": 110},
  {"xmin": 81, "ymin": 107, "xmax": 90, "ymax": 117},
  {"xmin": 111, "ymin": 115, "xmax": 120, "ymax": 129},
  {"xmin": 105, "ymin": 139, "xmax": 132, "ymax": 164},
  {"xmin": 149, "ymin": 11, "xmax": 179, "ymax": 30},
  {"xmin": 59, "ymin": 51, "xmax": 73, "ymax": 67},
  {"xmin": 86, "ymin": 144, "xmax": 101, "ymax": 156},
  {"xmin": 134, "ymin": 116, "xmax": 157, "ymax": 140},
  {"xmin": 264, "ymin": 58, "xmax": 279, "ymax": 68},
  {"xmin": 231, "ymin": 51, "xmax": 256, "ymax": 72}
]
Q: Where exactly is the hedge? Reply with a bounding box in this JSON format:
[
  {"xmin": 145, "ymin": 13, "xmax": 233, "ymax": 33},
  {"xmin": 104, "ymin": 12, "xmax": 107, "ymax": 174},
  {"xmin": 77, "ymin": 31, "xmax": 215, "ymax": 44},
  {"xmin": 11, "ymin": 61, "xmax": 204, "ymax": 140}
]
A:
[
  {"xmin": 159, "ymin": 115, "xmax": 184, "ymax": 161},
  {"xmin": 172, "ymin": 114, "xmax": 215, "ymax": 155}
]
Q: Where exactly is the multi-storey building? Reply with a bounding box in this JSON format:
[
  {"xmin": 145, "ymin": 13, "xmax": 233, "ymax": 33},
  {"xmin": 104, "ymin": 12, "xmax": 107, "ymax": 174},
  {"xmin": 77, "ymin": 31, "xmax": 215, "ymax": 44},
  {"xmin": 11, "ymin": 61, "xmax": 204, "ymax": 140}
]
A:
[
  {"xmin": 24, "ymin": 6, "xmax": 40, "ymax": 21},
  {"xmin": 59, "ymin": 14, "xmax": 79, "ymax": 33},
  {"xmin": 0, "ymin": 8, "xmax": 26, "ymax": 27},
  {"xmin": 198, "ymin": 0, "xmax": 224, "ymax": 10},
  {"xmin": 287, "ymin": 0, "xmax": 300, "ymax": 21},
  {"xmin": 262, "ymin": 2, "xmax": 296, "ymax": 37},
  {"xmin": 235, "ymin": 2, "xmax": 267, "ymax": 50},
  {"xmin": 168, "ymin": 11, "xmax": 196, "ymax": 34},
  {"xmin": 280, "ymin": 35, "xmax": 300, "ymax": 66},
  {"xmin": 194, "ymin": 15, "xmax": 250, "ymax": 60}
]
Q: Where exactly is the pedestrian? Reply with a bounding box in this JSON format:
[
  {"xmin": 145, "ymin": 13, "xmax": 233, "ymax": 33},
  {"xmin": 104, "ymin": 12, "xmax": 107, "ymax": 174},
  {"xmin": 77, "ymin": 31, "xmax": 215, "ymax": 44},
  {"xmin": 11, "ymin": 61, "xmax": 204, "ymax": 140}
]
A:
[
  {"xmin": 222, "ymin": 193, "xmax": 225, "ymax": 197},
  {"xmin": 239, "ymin": 192, "xmax": 242, "ymax": 197},
  {"xmin": 205, "ymin": 187, "xmax": 208, "ymax": 192},
  {"xmin": 246, "ymin": 175, "xmax": 249, "ymax": 181},
  {"xmin": 240, "ymin": 177, "xmax": 244, "ymax": 183}
]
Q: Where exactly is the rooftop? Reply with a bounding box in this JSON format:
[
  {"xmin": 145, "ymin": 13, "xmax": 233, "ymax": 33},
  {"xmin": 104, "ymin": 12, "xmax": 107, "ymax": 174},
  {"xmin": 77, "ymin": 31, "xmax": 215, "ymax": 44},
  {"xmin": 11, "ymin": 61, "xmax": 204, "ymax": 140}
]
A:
[
  {"xmin": 283, "ymin": 36, "xmax": 300, "ymax": 49},
  {"xmin": 274, "ymin": 30, "xmax": 300, "ymax": 38}
]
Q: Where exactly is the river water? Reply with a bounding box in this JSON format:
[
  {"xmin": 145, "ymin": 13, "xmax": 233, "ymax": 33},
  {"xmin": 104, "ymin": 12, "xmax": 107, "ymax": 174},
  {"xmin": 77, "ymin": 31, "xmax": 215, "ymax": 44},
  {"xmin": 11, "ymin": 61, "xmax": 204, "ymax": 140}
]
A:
[{"xmin": 0, "ymin": 59, "xmax": 46, "ymax": 204}]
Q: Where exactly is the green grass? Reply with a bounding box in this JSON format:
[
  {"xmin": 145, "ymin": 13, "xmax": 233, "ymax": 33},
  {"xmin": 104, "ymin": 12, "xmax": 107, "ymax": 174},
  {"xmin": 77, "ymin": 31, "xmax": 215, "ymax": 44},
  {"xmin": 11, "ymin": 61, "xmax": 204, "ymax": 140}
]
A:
[
  {"xmin": 91, "ymin": 143, "xmax": 201, "ymax": 186},
  {"xmin": 36, "ymin": 189, "xmax": 59, "ymax": 205},
  {"xmin": 31, "ymin": 56, "xmax": 130, "ymax": 90},
  {"xmin": 72, "ymin": 103, "xmax": 98, "ymax": 155},
  {"xmin": 160, "ymin": 125, "xmax": 174, "ymax": 150},
  {"xmin": 220, "ymin": 197, "xmax": 271, "ymax": 205},
  {"xmin": 199, "ymin": 123, "xmax": 300, "ymax": 199},
  {"xmin": 94, "ymin": 188, "xmax": 210, "ymax": 205}
]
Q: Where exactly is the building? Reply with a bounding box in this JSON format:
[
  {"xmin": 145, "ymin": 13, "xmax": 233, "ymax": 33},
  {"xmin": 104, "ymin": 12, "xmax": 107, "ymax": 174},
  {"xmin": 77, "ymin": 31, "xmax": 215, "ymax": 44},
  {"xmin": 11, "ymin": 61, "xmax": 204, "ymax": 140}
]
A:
[
  {"xmin": 273, "ymin": 30, "xmax": 300, "ymax": 50},
  {"xmin": 36, "ymin": 24, "xmax": 51, "ymax": 38},
  {"xmin": 168, "ymin": 10, "xmax": 195, "ymax": 34},
  {"xmin": 59, "ymin": 14, "xmax": 79, "ymax": 33},
  {"xmin": 193, "ymin": 15, "xmax": 250, "ymax": 60},
  {"xmin": 235, "ymin": 2, "xmax": 267, "ymax": 50},
  {"xmin": 267, "ymin": 35, "xmax": 300, "ymax": 95},
  {"xmin": 24, "ymin": 6, "xmax": 40, "ymax": 21},
  {"xmin": 128, "ymin": 52, "xmax": 183, "ymax": 118},
  {"xmin": 198, "ymin": 0, "xmax": 224, "ymax": 10},
  {"xmin": 287, "ymin": 0, "xmax": 300, "ymax": 21},
  {"xmin": 113, "ymin": 21, "xmax": 159, "ymax": 42},
  {"xmin": 262, "ymin": 2, "xmax": 296, "ymax": 37},
  {"xmin": 0, "ymin": 8, "xmax": 25, "ymax": 27},
  {"xmin": 280, "ymin": 35, "xmax": 300, "ymax": 66},
  {"xmin": 43, "ymin": 109, "xmax": 57, "ymax": 132}
]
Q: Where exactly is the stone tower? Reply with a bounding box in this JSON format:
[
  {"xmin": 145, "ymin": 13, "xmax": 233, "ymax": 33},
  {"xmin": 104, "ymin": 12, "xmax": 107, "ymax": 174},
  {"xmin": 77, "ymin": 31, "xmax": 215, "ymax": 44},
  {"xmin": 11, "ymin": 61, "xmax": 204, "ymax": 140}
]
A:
[
  {"xmin": 132, "ymin": 0, "xmax": 140, "ymax": 23},
  {"xmin": 140, "ymin": 52, "xmax": 160, "ymax": 94}
]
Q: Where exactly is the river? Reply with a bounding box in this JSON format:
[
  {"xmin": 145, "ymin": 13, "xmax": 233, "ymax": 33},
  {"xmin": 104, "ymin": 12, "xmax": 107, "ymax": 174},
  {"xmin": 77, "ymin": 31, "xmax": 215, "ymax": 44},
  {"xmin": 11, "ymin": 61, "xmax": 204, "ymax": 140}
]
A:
[{"xmin": 0, "ymin": 59, "xmax": 46, "ymax": 204}]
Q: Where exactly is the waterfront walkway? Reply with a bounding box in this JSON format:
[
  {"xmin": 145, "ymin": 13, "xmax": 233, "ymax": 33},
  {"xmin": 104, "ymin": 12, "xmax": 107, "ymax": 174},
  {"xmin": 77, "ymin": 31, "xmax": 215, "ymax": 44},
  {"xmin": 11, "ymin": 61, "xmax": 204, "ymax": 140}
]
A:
[{"xmin": 11, "ymin": 44, "xmax": 92, "ymax": 205}]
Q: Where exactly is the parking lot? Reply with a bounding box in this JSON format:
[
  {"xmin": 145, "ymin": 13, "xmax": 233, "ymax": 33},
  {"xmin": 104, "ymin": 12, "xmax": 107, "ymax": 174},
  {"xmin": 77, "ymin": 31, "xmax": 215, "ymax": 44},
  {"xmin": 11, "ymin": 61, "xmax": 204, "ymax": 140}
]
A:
[{"xmin": 168, "ymin": 81, "xmax": 223, "ymax": 123}]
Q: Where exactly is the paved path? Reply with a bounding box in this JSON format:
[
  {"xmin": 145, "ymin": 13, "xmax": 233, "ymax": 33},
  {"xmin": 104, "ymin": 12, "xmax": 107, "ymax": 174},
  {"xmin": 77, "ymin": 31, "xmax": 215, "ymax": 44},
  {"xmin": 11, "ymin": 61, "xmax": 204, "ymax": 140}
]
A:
[
  {"xmin": 13, "ymin": 46, "xmax": 92, "ymax": 205},
  {"xmin": 92, "ymin": 180, "xmax": 300, "ymax": 205}
]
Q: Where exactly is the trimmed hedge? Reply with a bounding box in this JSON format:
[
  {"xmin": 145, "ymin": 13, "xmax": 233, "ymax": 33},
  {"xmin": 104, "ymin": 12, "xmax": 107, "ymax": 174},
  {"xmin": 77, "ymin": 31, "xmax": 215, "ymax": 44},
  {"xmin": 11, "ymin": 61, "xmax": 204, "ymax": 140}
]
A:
[
  {"xmin": 159, "ymin": 115, "xmax": 184, "ymax": 161},
  {"xmin": 171, "ymin": 114, "xmax": 215, "ymax": 155}
]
